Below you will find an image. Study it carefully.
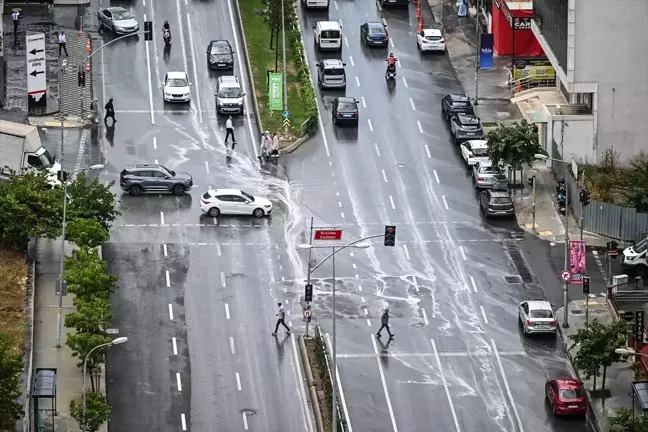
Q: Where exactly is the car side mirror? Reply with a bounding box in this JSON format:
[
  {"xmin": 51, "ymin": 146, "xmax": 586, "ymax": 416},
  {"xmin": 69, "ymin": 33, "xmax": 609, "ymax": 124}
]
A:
[{"xmin": 241, "ymin": 93, "xmax": 246, "ymax": 97}]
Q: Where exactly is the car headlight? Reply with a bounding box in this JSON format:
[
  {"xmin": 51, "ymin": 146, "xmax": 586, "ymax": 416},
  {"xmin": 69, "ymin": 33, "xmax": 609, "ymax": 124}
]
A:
[
  {"xmin": 264, "ymin": 204, "xmax": 272, "ymax": 208},
  {"xmin": 227, "ymin": 58, "xmax": 233, "ymax": 63},
  {"xmin": 184, "ymin": 93, "xmax": 190, "ymax": 97}
]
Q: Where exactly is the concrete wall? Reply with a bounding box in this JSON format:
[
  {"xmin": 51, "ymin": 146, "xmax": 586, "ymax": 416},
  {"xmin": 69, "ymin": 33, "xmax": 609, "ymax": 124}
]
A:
[
  {"xmin": 552, "ymin": 116, "xmax": 595, "ymax": 162},
  {"xmin": 574, "ymin": 0, "xmax": 648, "ymax": 161}
]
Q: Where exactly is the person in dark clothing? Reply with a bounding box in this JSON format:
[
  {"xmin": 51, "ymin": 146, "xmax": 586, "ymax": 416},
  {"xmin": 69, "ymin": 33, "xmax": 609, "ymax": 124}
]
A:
[
  {"xmin": 104, "ymin": 98, "xmax": 116, "ymax": 124},
  {"xmin": 376, "ymin": 308, "xmax": 394, "ymax": 339},
  {"xmin": 11, "ymin": 10, "xmax": 19, "ymax": 36},
  {"xmin": 272, "ymin": 302, "xmax": 291, "ymax": 336}
]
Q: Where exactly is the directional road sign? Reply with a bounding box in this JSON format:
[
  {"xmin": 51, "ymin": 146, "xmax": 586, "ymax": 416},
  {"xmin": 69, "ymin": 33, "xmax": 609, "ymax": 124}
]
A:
[
  {"xmin": 26, "ymin": 33, "xmax": 47, "ymax": 104},
  {"xmin": 283, "ymin": 110, "xmax": 290, "ymax": 118},
  {"xmin": 282, "ymin": 118, "xmax": 291, "ymax": 128},
  {"xmin": 560, "ymin": 270, "xmax": 571, "ymax": 282},
  {"xmin": 314, "ymin": 229, "xmax": 343, "ymax": 240}
]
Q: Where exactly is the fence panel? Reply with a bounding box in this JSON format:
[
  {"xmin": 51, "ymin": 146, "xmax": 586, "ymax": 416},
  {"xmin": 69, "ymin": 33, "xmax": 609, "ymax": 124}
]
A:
[
  {"xmin": 565, "ymin": 170, "xmax": 582, "ymax": 222},
  {"xmin": 620, "ymin": 207, "xmax": 639, "ymax": 243},
  {"xmin": 584, "ymin": 200, "xmax": 621, "ymax": 239}
]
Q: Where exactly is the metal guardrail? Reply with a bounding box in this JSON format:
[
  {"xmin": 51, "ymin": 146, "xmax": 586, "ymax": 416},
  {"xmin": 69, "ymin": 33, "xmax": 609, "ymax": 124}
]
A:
[{"xmin": 510, "ymin": 76, "xmax": 557, "ymax": 95}]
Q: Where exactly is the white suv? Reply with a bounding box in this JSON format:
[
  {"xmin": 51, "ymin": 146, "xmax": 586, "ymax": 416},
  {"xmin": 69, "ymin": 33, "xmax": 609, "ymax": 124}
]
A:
[{"xmin": 215, "ymin": 76, "xmax": 245, "ymax": 115}]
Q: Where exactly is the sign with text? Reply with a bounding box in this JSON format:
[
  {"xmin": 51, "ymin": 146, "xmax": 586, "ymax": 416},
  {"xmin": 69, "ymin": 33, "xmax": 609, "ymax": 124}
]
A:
[
  {"xmin": 569, "ymin": 240, "xmax": 587, "ymax": 284},
  {"xmin": 26, "ymin": 33, "xmax": 46, "ymax": 106},
  {"xmin": 268, "ymin": 72, "xmax": 283, "ymax": 111},
  {"xmin": 314, "ymin": 229, "xmax": 342, "ymax": 241},
  {"xmin": 513, "ymin": 17, "xmax": 532, "ymax": 30},
  {"xmin": 636, "ymin": 310, "xmax": 645, "ymax": 344},
  {"xmin": 479, "ymin": 33, "xmax": 494, "ymax": 69}
]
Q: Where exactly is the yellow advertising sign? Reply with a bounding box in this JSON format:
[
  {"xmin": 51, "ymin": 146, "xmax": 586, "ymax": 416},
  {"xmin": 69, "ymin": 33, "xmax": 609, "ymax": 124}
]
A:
[{"xmin": 513, "ymin": 59, "xmax": 556, "ymax": 81}]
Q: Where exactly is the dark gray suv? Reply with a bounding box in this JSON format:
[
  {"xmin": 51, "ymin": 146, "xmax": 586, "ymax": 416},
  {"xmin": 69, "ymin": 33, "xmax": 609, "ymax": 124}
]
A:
[{"xmin": 120, "ymin": 164, "xmax": 193, "ymax": 196}]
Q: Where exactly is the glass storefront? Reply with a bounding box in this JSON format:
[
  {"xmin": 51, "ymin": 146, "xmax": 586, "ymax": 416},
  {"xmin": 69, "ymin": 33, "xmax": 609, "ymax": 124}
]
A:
[{"xmin": 532, "ymin": 0, "xmax": 568, "ymax": 72}]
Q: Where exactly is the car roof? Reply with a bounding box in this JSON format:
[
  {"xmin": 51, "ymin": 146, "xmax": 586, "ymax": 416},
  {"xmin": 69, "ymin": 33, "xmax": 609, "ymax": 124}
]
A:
[
  {"xmin": 219, "ymin": 75, "xmax": 240, "ymax": 85},
  {"xmin": 124, "ymin": 163, "xmax": 162, "ymax": 170},
  {"xmin": 209, "ymin": 188, "xmax": 243, "ymax": 196},
  {"xmin": 322, "ymin": 59, "xmax": 344, "ymax": 68},
  {"xmin": 318, "ymin": 21, "xmax": 341, "ymax": 30},
  {"xmin": 466, "ymin": 140, "xmax": 487, "ymax": 148},
  {"xmin": 167, "ymin": 71, "xmax": 187, "ymax": 79},
  {"xmin": 553, "ymin": 377, "xmax": 581, "ymax": 388},
  {"xmin": 525, "ymin": 300, "xmax": 552, "ymax": 310},
  {"xmin": 422, "ymin": 28, "xmax": 442, "ymax": 36},
  {"xmin": 337, "ymin": 97, "xmax": 357, "ymax": 104},
  {"xmin": 210, "ymin": 39, "xmax": 230, "ymax": 46},
  {"xmin": 107, "ymin": 6, "xmax": 128, "ymax": 12},
  {"xmin": 447, "ymin": 94, "xmax": 470, "ymax": 102},
  {"xmin": 489, "ymin": 190, "xmax": 511, "ymax": 198}
]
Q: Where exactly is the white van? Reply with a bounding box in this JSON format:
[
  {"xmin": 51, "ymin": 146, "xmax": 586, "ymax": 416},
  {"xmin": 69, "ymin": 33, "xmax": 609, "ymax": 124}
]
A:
[
  {"xmin": 302, "ymin": 0, "xmax": 329, "ymax": 10},
  {"xmin": 621, "ymin": 237, "xmax": 648, "ymax": 274},
  {"xmin": 313, "ymin": 21, "xmax": 342, "ymax": 52}
]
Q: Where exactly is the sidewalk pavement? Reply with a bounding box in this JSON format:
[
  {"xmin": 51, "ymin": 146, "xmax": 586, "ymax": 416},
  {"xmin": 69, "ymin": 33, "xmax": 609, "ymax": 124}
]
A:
[
  {"xmin": 556, "ymin": 298, "xmax": 634, "ymax": 432},
  {"xmin": 34, "ymin": 238, "xmax": 107, "ymax": 432}
]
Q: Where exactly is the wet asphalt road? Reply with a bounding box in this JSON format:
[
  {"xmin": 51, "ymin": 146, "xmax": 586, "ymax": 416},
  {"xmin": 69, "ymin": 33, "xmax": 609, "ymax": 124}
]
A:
[
  {"xmin": 292, "ymin": 1, "xmax": 592, "ymax": 432},
  {"xmin": 99, "ymin": 0, "xmax": 312, "ymax": 431}
]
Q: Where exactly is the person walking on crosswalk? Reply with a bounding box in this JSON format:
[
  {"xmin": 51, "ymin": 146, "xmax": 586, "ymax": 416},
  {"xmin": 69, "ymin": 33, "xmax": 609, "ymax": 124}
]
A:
[
  {"xmin": 58, "ymin": 31, "xmax": 68, "ymax": 56},
  {"xmin": 376, "ymin": 308, "xmax": 394, "ymax": 339},
  {"xmin": 272, "ymin": 302, "xmax": 291, "ymax": 336}
]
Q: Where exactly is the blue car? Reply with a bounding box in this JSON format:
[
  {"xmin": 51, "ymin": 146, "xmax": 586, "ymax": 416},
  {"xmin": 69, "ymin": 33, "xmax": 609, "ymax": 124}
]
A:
[{"xmin": 360, "ymin": 22, "xmax": 389, "ymax": 47}]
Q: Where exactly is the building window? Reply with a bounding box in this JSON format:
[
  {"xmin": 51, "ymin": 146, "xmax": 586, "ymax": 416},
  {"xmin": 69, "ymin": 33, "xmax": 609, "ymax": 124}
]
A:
[{"xmin": 533, "ymin": 0, "xmax": 568, "ymax": 72}]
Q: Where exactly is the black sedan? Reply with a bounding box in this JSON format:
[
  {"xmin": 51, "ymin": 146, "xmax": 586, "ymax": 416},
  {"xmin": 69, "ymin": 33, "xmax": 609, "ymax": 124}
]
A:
[
  {"xmin": 332, "ymin": 97, "xmax": 359, "ymax": 127},
  {"xmin": 441, "ymin": 94, "xmax": 474, "ymax": 121},
  {"xmin": 207, "ymin": 40, "xmax": 234, "ymax": 70},
  {"xmin": 360, "ymin": 22, "xmax": 389, "ymax": 47}
]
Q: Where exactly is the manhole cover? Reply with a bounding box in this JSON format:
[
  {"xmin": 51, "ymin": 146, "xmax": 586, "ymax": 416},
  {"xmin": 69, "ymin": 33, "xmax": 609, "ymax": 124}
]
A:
[
  {"xmin": 240, "ymin": 409, "xmax": 256, "ymax": 416},
  {"xmin": 410, "ymin": 322, "xmax": 424, "ymax": 328},
  {"xmin": 504, "ymin": 276, "xmax": 522, "ymax": 284}
]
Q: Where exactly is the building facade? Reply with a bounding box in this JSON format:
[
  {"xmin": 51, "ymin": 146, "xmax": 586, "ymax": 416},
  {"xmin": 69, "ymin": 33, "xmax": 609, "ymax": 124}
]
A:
[{"xmin": 531, "ymin": 0, "xmax": 648, "ymax": 162}]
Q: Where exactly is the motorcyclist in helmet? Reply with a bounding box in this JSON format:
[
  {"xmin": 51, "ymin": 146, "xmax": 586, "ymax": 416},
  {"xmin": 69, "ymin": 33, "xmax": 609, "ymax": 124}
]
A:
[
  {"xmin": 163, "ymin": 20, "xmax": 170, "ymax": 31},
  {"xmin": 386, "ymin": 53, "xmax": 397, "ymax": 75}
]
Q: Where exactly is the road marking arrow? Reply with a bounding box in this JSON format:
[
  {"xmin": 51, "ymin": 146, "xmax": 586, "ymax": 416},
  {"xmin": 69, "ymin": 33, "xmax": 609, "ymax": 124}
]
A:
[
  {"xmin": 29, "ymin": 48, "xmax": 44, "ymax": 55},
  {"xmin": 29, "ymin": 70, "xmax": 44, "ymax": 77}
]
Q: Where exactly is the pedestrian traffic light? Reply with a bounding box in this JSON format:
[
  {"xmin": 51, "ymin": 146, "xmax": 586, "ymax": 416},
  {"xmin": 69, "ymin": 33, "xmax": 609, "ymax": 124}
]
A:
[
  {"xmin": 582, "ymin": 276, "xmax": 590, "ymax": 295},
  {"xmin": 77, "ymin": 71, "xmax": 85, "ymax": 87},
  {"xmin": 304, "ymin": 283, "xmax": 313, "ymax": 303},
  {"xmin": 384, "ymin": 225, "xmax": 396, "ymax": 247},
  {"xmin": 144, "ymin": 21, "xmax": 153, "ymax": 41},
  {"xmin": 579, "ymin": 189, "xmax": 591, "ymax": 207}
]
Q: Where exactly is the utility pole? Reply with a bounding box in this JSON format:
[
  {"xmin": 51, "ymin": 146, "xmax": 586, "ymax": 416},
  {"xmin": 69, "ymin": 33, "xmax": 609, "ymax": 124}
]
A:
[
  {"xmin": 562, "ymin": 160, "xmax": 570, "ymax": 328},
  {"xmin": 55, "ymin": 58, "xmax": 67, "ymax": 349},
  {"xmin": 473, "ymin": 0, "xmax": 482, "ymax": 105},
  {"xmin": 280, "ymin": 0, "xmax": 289, "ymax": 136}
]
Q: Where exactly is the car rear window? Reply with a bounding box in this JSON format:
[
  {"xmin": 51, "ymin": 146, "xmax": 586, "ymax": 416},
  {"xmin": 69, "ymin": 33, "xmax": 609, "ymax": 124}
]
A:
[
  {"xmin": 321, "ymin": 30, "xmax": 340, "ymax": 39},
  {"xmin": 338, "ymin": 102, "xmax": 356, "ymax": 111},
  {"xmin": 560, "ymin": 388, "xmax": 584, "ymax": 399},
  {"xmin": 481, "ymin": 166, "xmax": 499, "ymax": 174},
  {"xmin": 491, "ymin": 197, "xmax": 512, "ymax": 205},
  {"xmin": 453, "ymin": 101, "xmax": 469, "ymax": 107},
  {"xmin": 369, "ymin": 26, "xmax": 385, "ymax": 35},
  {"xmin": 530, "ymin": 310, "xmax": 553, "ymax": 319},
  {"xmin": 202, "ymin": 192, "xmax": 211, "ymax": 199},
  {"xmin": 472, "ymin": 148, "xmax": 488, "ymax": 157},
  {"xmin": 425, "ymin": 35, "xmax": 442, "ymax": 41},
  {"xmin": 324, "ymin": 68, "xmax": 345, "ymax": 75}
]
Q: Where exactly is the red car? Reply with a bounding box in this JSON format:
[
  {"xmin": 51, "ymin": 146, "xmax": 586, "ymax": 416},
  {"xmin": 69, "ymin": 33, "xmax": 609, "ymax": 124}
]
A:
[{"xmin": 545, "ymin": 377, "xmax": 587, "ymax": 416}]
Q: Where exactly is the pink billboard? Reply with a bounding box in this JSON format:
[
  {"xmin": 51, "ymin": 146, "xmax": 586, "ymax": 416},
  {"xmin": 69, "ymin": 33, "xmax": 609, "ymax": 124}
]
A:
[{"xmin": 569, "ymin": 240, "xmax": 587, "ymax": 284}]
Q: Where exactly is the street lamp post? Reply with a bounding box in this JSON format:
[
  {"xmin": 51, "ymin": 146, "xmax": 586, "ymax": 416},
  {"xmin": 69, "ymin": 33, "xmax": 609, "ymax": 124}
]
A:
[
  {"xmin": 535, "ymin": 153, "xmax": 570, "ymax": 327},
  {"xmin": 55, "ymin": 164, "xmax": 105, "ymax": 348},
  {"xmin": 82, "ymin": 337, "xmax": 128, "ymax": 430},
  {"xmin": 298, "ymin": 234, "xmax": 382, "ymax": 432}
]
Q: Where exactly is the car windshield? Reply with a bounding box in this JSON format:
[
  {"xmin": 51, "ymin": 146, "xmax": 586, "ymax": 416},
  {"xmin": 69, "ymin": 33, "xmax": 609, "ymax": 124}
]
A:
[
  {"xmin": 321, "ymin": 30, "xmax": 340, "ymax": 39},
  {"xmin": 324, "ymin": 68, "xmax": 345, "ymax": 75},
  {"xmin": 560, "ymin": 388, "xmax": 584, "ymax": 399},
  {"xmin": 168, "ymin": 78, "xmax": 188, "ymax": 87},
  {"xmin": 530, "ymin": 310, "xmax": 553, "ymax": 319},
  {"xmin": 338, "ymin": 101, "xmax": 356, "ymax": 111},
  {"xmin": 369, "ymin": 26, "xmax": 385, "ymax": 35},
  {"xmin": 113, "ymin": 10, "xmax": 133, "ymax": 20},
  {"xmin": 481, "ymin": 166, "xmax": 499, "ymax": 174},
  {"xmin": 453, "ymin": 101, "xmax": 469, "ymax": 107},
  {"xmin": 491, "ymin": 197, "xmax": 511, "ymax": 205},
  {"xmin": 635, "ymin": 238, "xmax": 648, "ymax": 253},
  {"xmin": 472, "ymin": 147, "xmax": 488, "ymax": 157},
  {"xmin": 219, "ymin": 87, "xmax": 242, "ymax": 98},
  {"xmin": 211, "ymin": 44, "xmax": 230, "ymax": 55},
  {"xmin": 241, "ymin": 191, "xmax": 254, "ymax": 202},
  {"xmin": 159, "ymin": 166, "xmax": 173, "ymax": 177}
]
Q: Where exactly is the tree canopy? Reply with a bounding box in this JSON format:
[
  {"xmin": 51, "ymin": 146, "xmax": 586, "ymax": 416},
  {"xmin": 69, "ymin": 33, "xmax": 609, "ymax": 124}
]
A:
[
  {"xmin": 625, "ymin": 153, "xmax": 648, "ymax": 212},
  {"xmin": 0, "ymin": 333, "xmax": 24, "ymax": 430},
  {"xmin": 65, "ymin": 218, "xmax": 109, "ymax": 249},
  {"xmin": 64, "ymin": 248, "xmax": 118, "ymax": 300},
  {"xmin": 485, "ymin": 120, "xmax": 544, "ymax": 169},
  {"xmin": 70, "ymin": 392, "xmax": 111, "ymax": 432},
  {"xmin": 61, "ymin": 174, "xmax": 120, "ymax": 232},
  {"xmin": 609, "ymin": 408, "xmax": 648, "ymax": 432}
]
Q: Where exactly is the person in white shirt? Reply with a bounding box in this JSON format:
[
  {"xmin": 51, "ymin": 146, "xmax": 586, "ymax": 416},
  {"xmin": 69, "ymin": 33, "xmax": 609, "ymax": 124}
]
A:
[
  {"xmin": 272, "ymin": 302, "xmax": 290, "ymax": 336},
  {"xmin": 58, "ymin": 31, "xmax": 68, "ymax": 56},
  {"xmin": 271, "ymin": 133, "xmax": 279, "ymax": 155},
  {"xmin": 224, "ymin": 116, "xmax": 235, "ymax": 148},
  {"xmin": 11, "ymin": 11, "xmax": 19, "ymax": 35}
]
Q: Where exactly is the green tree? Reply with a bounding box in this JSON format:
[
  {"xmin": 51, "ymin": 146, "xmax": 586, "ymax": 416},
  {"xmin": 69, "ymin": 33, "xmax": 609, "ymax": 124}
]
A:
[
  {"xmin": 66, "ymin": 332, "xmax": 111, "ymax": 391},
  {"xmin": 262, "ymin": 0, "xmax": 297, "ymax": 68},
  {"xmin": 0, "ymin": 172, "xmax": 62, "ymax": 249},
  {"xmin": 64, "ymin": 248, "xmax": 118, "ymax": 300},
  {"xmin": 70, "ymin": 392, "xmax": 111, "ymax": 432},
  {"xmin": 485, "ymin": 120, "xmax": 544, "ymax": 183},
  {"xmin": 61, "ymin": 174, "xmax": 120, "ymax": 232},
  {"xmin": 609, "ymin": 407, "xmax": 648, "ymax": 432},
  {"xmin": 65, "ymin": 296, "xmax": 113, "ymax": 335},
  {"xmin": 66, "ymin": 218, "xmax": 109, "ymax": 249},
  {"xmin": 0, "ymin": 333, "xmax": 24, "ymax": 430},
  {"xmin": 625, "ymin": 152, "xmax": 648, "ymax": 211}
]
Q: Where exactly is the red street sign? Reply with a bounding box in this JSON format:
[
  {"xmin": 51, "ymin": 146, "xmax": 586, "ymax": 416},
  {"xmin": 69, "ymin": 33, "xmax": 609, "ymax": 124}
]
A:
[{"xmin": 314, "ymin": 229, "xmax": 342, "ymax": 240}]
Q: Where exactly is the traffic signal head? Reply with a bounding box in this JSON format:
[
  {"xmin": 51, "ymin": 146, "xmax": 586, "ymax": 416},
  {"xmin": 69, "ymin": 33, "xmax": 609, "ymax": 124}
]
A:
[
  {"xmin": 304, "ymin": 283, "xmax": 313, "ymax": 303},
  {"xmin": 582, "ymin": 276, "xmax": 590, "ymax": 294},
  {"xmin": 144, "ymin": 21, "xmax": 153, "ymax": 41},
  {"xmin": 384, "ymin": 225, "xmax": 396, "ymax": 247},
  {"xmin": 580, "ymin": 189, "xmax": 591, "ymax": 206}
]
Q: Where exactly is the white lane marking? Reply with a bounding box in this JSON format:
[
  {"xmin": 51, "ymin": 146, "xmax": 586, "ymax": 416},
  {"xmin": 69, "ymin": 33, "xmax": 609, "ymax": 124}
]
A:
[
  {"xmin": 372, "ymin": 336, "xmax": 398, "ymax": 432},
  {"xmin": 341, "ymin": 212, "xmax": 345, "ymax": 219},
  {"xmin": 389, "ymin": 195, "xmax": 395, "ymax": 210},
  {"xmin": 424, "ymin": 145, "xmax": 431, "ymax": 158},
  {"xmin": 431, "ymin": 339, "xmax": 461, "ymax": 432},
  {"xmin": 339, "ymin": 19, "xmax": 343, "ymax": 27},
  {"xmin": 442, "ymin": 196, "xmax": 449, "ymax": 210},
  {"xmin": 470, "ymin": 276, "xmax": 478, "ymax": 293},
  {"xmin": 216, "ymin": 243, "xmax": 222, "ymax": 256},
  {"xmin": 101, "ymin": 46, "xmax": 106, "ymax": 104},
  {"xmin": 243, "ymin": 413, "xmax": 249, "ymax": 430},
  {"xmin": 168, "ymin": 304, "xmax": 174, "ymax": 320},
  {"xmin": 153, "ymin": 136, "xmax": 157, "ymax": 150},
  {"xmin": 220, "ymin": 272, "xmax": 226, "ymax": 288},
  {"xmin": 225, "ymin": 303, "xmax": 230, "ymax": 320},
  {"xmin": 409, "ymin": 98, "xmax": 416, "ymax": 111},
  {"xmin": 366, "ymin": 319, "xmax": 371, "ymax": 326},
  {"xmin": 381, "ymin": 169, "xmax": 388, "ymax": 183},
  {"xmin": 480, "ymin": 306, "xmax": 489, "ymax": 324},
  {"xmin": 361, "ymin": 296, "xmax": 366, "ymax": 302},
  {"xmin": 492, "ymin": 339, "xmax": 525, "ymax": 432},
  {"xmin": 230, "ymin": 336, "xmax": 236, "ymax": 354},
  {"xmin": 333, "ymin": 0, "xmax": 339, "ymax": 8},
  {"xmin": 402, "ymin": 76, "xmax": 408, "ymax": 88},
  {"xmin": 174, "ymin": 0, "xmax": 190, "ymax": 83},
  {"xmin": 160, "ymin": 211, "xmax": 165, "ymax": 225},
  {"xmin": 355, "ymin": 76, "xmax": 360, "ymax": 87},
  {"xmin": 389, "ymin": 37, "xmax": 394, "ymax": 48},
  {"xmin": 205, "ymin": 160, "xmax": 210, "ymax": 174},
  {"xmin": 403, "ymin": 244, "xmax": 410, "ymax": 260},
  {"xmin": 361, "ymin": 96, "xmax": 367, "ymax": 108},
  {"xmin": 154, "ymin": 159, "xmax": 159, "ymax": 165},
  {"xmin": 236, "ymin": 372, "xmax": 242, "ymax": 391},
  {"xmin": 376, "ymin": 0, "xmax": 382, "ymax": 10},
  {"xmin": 339, "ymin": 351, "xmax": 528, "ymax": 359},
  {"xmin": 185, "ymin": 14, "xmax": 204, "ymax": 123},
  {"xmin": 459, "ymin": 246, "xmax": 467, "ymax": 261},
  {"xmin": 165, "ymin": 270, "xmax": 171, "ymax": 287},
  {"xmin": 352, "ymin": 263, "xmax": 357, "ymax": 270},
  {"xmin": 143, "ymin": 14, "xmax": 155, "ymax": 125},
  {"xmin": 363, "ymin": 307, "xmax": 369, "ymax": 316},
  {"xmin": 421, "ymin": 308, "xmax": 429, "ymax": 325},
  {"xmin": 368, "ymin": 119, "xmax": 374, "ymax": 132},
  {"xmin": 325, "ymin": 334, "xmax": 354, "ymax": 432},
  {"xmin": 349, "ymin": 55, "xmax": 355, "ymax": 66},
  {"xmin": 225, "ymin": 0, "xmax": 258, "ymax": 158},
  {"xmin": 290, "ymin": 335, "xmax": 314, "ymax": 432},
  {"xmin": 417, "ymin": 120, "xmax": 423, "ymax": 134},
  {"xmin": 374, "ymin": 143, "xmax": 381, "ymax": 156},
  {"xmin": 163, "ymin": 244, "xmax": 168, "ymax": 257},
  {"xmin": 181, "ymin": 413, "xmax": 187, "ymax": 431},
  {"xmin": 433, "ymin": 169, "xmax": 440, "ymax": 183},
  {"xmin": 176, "ymin": 372, "xmax": 183, "ymax": 391},
  {"xmin": 382, "ymin": 18, "xmax": 387, "ymax": 27},
  {"xmin": 344, "ymin": 36, "xmax": 349, "ymax": 47},
  {"xmin": 172, "ymin": 337, "xmax": 178, "ymax": 355},
  {"xmin": 338, "ymin": 201, "xmax": 342, "ymax": 208}
]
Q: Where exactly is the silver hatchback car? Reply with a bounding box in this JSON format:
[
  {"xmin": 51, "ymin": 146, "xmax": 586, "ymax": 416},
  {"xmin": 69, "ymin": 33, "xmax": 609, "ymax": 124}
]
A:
[
  {"xmin": 518, "ymin": 300, "xmax": 557, "ymax": 335},
  {"xmin": 98, "ymin": 7, "xmax": 139, "ymax": 35}
]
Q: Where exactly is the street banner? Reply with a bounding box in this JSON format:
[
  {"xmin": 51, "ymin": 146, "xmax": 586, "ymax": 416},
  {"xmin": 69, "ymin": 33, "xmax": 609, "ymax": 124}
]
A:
[
  {"xmin": 479, "ymin": 33, "xmax": 494, "ymax": 69},
  {"xmin": 268, "ymin": 72, "xmax": 283, "ymax": 111},
  {"xmin": 569, "ymin": 240, "xmax": 587, "ymax": 284}
]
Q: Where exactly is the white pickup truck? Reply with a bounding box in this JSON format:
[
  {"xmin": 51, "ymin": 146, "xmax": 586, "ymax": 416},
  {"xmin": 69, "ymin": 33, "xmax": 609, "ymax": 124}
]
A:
[{"xmin": 0, "ymin": 120, "xmax": 62, "ymax": 187}]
